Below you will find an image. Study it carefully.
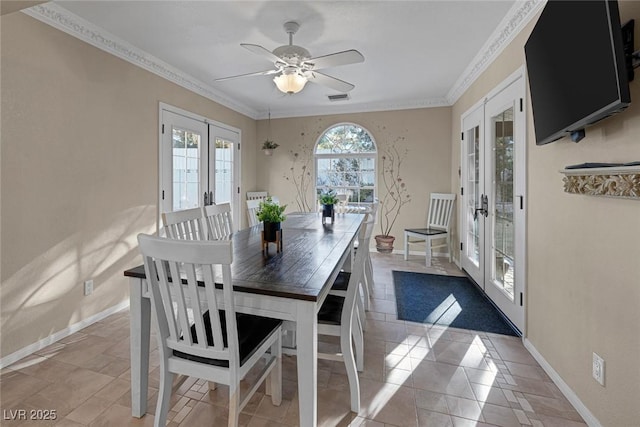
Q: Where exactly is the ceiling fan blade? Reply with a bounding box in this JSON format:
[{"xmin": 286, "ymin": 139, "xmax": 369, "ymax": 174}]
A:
[
  {"xmin": 240, "ymin": 43, "xmax": 284, "ymax": 64},
  {"xmin": 215, "ymin": 69, "xmax": 279, "ymax": 82},
  {"xmin": 303, "ymin": 49, "xmax": 364, "ymax": 70},
  {"xmin": 305, "ymin": 71, "xmax": 355, "ymax": 92}
]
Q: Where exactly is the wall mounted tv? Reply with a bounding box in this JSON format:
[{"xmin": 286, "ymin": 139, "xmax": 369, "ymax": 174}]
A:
[{"xmin": 525, "ymin": 0, "xmax": 632, "ymax": 146}]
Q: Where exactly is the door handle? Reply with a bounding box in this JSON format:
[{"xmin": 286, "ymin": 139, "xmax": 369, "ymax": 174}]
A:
[
  {"xmin": 209, "ymin": 191, "xmax": 214, "ymax": 206},
  {"xmin": 473, "ymin": 194, "xmax": 489, "ymax": 220},
  {"xmin": 203, "ymin": 192, "xmax": 209, "ymax": 206},
  {"xmin": 482, "ymin": 194, "xmax": 489, "ymax": 218}
]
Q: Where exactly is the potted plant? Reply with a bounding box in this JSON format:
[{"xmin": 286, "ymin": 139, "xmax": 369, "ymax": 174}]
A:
[
  {"xmin": 375, "ymin": 139, "xmax": 411, "ymax": 253},
  {"xmin": 318, "ymin": 190, "xmax": 339, "ymax": 219},
  {"xmin": 262, "ymin": 140, "xmax": 279, "ymax": 156},
  {"xmin": 256, "ymin": 197, "xmax": 287, "ymax": 241}
]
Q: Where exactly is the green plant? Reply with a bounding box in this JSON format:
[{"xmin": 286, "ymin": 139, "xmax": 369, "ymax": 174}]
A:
[
  {"xmin": 256, "ymin": 197, "xmax": 287, "ymax": 223},
  {"xmin": 262, "ymin": 140, "xmax": 279, "ymax": 150},
  {"xmin": 319, "ymin": 190, "xmax": 339, "ymax": 205}
]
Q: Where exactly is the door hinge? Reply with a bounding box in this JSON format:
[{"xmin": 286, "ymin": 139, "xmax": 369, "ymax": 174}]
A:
[
  {"xmin": 162, "ymin": 124, "xmax": 165, "ymax": 134},
  {"xmin": 237, "ymin": 187, "xmax": 240, "ymax": 194},
  {"xmin": 238, "ymin": 143, "xmax": 240, "ymax": 150},
  {"xmin": 520, "ymin": 292, "xmax": 523, "ymax": 306},
  {"xmin": 162, "ymin": 190, "xmax": 165, "ymax": 200},
  {"xmin": 461, "ymin": 132, "xmax": 464, "ymax": 141},
  {"xmin": 460, "ymin": 242, "xmax": 463, "ymax": 251},
  {"xmin": 461, "ymin": 187, "xmax": 464, "ymax": 196},
  {"xmin": 519, "ymin": 195, "xmax": 524, "ymax": 210},
  {"xmin": 519, "ymin": 98, "xmax": 523, "ymax": 112}
]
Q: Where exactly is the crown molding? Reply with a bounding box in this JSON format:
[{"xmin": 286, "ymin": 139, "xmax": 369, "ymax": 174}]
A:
[
  {"xmin": 446, "ymin": 0, "xmax": 546, "ymax": 105},
  {"xmin": 260, "ymin": 97, "xmax": 450, "ymax": 120},
  {"xmin": 22, "ymin": 1, "xmax": 543, "ymax": 119},
  {"xmin": 21, "ymin": 3, "xmax": 260, "ymax": 119}
]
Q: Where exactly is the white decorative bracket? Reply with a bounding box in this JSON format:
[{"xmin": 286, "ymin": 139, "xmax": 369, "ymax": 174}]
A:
[{"xmin": 561, "ymin": 165, "xmax": 640, "ymax": 200}]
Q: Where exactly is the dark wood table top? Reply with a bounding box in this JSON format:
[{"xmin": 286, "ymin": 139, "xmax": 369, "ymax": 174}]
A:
[{"xmin": 124, "ymin": 212, "xmax": 365, "ymax": 301}]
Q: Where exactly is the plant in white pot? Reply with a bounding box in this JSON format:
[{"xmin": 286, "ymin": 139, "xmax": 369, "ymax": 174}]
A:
[
  {"xmin": 376, "ymin": 137, "xmax": 411, "ymax": 253},
  {"xmin": 262, "ymin": 140, "xmax": 279, "ymax": 156}
]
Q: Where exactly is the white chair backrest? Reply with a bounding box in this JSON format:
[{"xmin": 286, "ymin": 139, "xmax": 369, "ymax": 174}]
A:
[
  {"xmin": 247, "ymin": 191, "xmax": 268, "ymax": 201},
  {"xmin": 342, "ymin": 216, "xmax": 370, "ymax": 325},
  {"xmin": 247, "ymin": 199, "xmax": 261, "ymax": 227},
  {"xmin": 427, "ymin": 193, "xmax": 456, "ymax": 231},
  {"xmin": 203, "ymin": 203, "xmax": 233, "ymax": 239},
  {"xmin": 162, "ymin": 207, "xmax": 207, "ymax": 240},
  {"xmin": 137, "ymin": 234, "xmax": 238, "ymax": 365}
]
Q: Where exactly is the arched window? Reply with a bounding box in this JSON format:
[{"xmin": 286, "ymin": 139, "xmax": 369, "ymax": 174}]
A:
[{"xmin": 315, "ymin": 123, "xmax": 377, "ymax": 205}]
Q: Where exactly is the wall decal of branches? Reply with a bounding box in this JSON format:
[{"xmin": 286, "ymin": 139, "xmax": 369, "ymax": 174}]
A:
[
  {"xmin": 378, "ymin": 132, "xmax": 412, "ymax": 237},
  {"xmin": 283, "ymin": 119, "xmax": 326, "ymax": 212}
]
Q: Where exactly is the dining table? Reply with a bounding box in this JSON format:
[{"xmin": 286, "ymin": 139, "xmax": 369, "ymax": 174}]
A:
[{"xmin": 124, "ymin": 211, "xmax": 365, "ymax": 427}]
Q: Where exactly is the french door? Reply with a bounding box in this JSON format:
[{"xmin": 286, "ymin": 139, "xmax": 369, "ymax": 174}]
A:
[
  {"xmin": 160, "ymin": 105, "xmax": 240, "ymax": 229},
  {"xmin": 460, "ymin": 70, "xmax": 526, "ymax": 333}
]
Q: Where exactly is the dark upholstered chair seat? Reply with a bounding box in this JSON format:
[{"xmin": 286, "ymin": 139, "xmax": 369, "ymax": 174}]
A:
[
  {"xmin": 330, "ymin": 271, "xmax": 351, "ymax": 291},
  {"xmin": 174, "ymin": 310, "xmax": 282, "ymax": 367},
  {"xmin": 318, "ymin": 295, "xmax": 345, "ymax": 326},
  {"xmin": 404, "ymin": 227, "xmax": 447, "ymax": 236}
]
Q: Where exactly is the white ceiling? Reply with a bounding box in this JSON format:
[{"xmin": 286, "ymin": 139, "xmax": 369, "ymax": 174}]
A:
[{"xmin": 26, "ymin": 1, "xmax": 542, "ymax": 119}]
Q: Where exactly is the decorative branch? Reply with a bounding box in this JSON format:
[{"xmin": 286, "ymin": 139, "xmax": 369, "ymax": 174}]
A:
[
  {"xmin": 378, "ymin": 134, "xmax": 411, "ymax": 236},
  {"xmin": 283, "ymin": 120, "xmax": 326, "ymax": 212},
  {"xmin": 284, "ymin": 145, "xmax": 314, "ymax": 212}
]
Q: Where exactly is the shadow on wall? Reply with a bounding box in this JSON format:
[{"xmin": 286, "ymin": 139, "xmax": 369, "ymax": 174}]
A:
[{"xmin": 1, "ymin": 204, "xmax": 156, "ymax": 358}]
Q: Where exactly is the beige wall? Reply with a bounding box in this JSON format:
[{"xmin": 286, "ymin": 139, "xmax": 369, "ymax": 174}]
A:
[
  {"xmin": 0, "ymin": 13, "xmax": 257, "ymax": 358},
  {"xmin": 451, "ymin": 5, "xmax": 640, "ymax": 426},
  {"xmin": 4, "ymin": 5, "xmax": 640, "ymax": 425},
  {"xmin": 255, "ymin": 108, "xmax": 452, "ymax": 249}
]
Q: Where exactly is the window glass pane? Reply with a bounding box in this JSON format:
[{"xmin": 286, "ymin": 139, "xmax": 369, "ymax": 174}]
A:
[
  {"xmin": 172, "ymin": 127, "xmax": 200, "ymax": 210},
  {"xmin": 214, "ymin": 138, "xmax": 233, "ymax": 204},
  {"xmin": 314, "ymin": 124, "xmax": 377, "ymax": 205}
]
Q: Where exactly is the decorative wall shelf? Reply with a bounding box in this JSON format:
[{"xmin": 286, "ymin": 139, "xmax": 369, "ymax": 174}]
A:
[{"xmin": 560, "ymin": 165, "xmax": 640, "ymax": 199}]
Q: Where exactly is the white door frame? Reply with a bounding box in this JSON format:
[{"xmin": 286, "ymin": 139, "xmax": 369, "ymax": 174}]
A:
[
  {"xmin": 158, "ymin": 102, "xmax": 242, "ymax": 232},
  {"xmin": 459, "ymin": 67, "xmax": 527, "ymax": 334}
]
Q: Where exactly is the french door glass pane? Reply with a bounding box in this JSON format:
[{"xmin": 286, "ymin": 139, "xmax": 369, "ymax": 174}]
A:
[
  {"xmin": 172, "ymin": 128, "xmax": 200, "ymax": 211},
  {"xmin": 492, "ymin": 108, "xmax": 515, "ymax": 299},
  {"xmin": 214, "ymin": 138, "xmax": 233, "ymax": 204},
  {"xmin": 466, "ymin": 125, "xmax": 481, "ymax": 266}
]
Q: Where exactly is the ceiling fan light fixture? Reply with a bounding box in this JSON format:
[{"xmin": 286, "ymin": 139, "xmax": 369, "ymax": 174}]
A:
[{"xmin": 273, "ymin": 72, "xmax": 307, "ymax": 94}]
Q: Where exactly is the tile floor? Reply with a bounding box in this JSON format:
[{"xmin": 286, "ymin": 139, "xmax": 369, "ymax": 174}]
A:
[{"xmin": 1, "ymin": 253, "xmax": 586, "ymax": 426}]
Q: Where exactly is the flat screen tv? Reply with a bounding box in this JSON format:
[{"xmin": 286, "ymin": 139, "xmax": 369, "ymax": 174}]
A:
[{"xmin": 525, "ymin": 0, "xmax": 631, "ymax": 145}]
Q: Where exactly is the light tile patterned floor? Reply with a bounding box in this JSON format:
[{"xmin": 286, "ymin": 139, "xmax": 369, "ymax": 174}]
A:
[{"xmin": 1, "ymin": 253, "xmax": 586, "ymax": 426}]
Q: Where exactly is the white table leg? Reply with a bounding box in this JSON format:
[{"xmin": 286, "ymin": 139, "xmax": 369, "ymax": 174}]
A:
[
  {"xmin": 295, "ymin": 302, "xmax": 318, "ymax": 427},
  {"xmin": 129, "ymin": 277, "xmax": 151, "ymax": 417},
  {"xmin": 425, "ymin": 237, "xmax": 432, "ymax": 267}
]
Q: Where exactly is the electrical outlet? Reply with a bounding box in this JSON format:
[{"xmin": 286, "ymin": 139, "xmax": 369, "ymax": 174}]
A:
[
  {"xmin": 84, "ymin": 280, "xmax": 94, "ymax": 296},
  {"xmin": 592, "ymin": 352, "xmax": 605, "ymax": 386}
]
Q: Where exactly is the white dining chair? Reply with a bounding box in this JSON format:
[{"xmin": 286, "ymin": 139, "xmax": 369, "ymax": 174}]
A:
[
  {"xmin": 404, "ymin": 193, "xmax": 456, "ymax": 266},
  {"xmin": 137, "ymin": 234, "xmax": 282, "ymax": 427},
  {"xmin": 246, "ymin": 191, "xmax": 268, "ymax": 201},
  {"xmin": 330, "ymin": 211, "xmax": 374, "ymax": 334},
  {"xmin": 203, "ymin": 203, "xmax": 233, "ymax": 239},
  {"xmin": 246, "ymin": 199, "xmax": 261, "ymax": 227},
  {"xmin": 162, "ymin": 207, "xmax": 208, "ymax": 240},
  {"xmin": 317, "ymin": 217, "xmax": 369, "ymax": 413}
]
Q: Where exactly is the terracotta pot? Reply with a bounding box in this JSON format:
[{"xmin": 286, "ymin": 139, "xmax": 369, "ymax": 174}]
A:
[
  {"xmin": 374, "ymin": 235, "xmax": 395, "ymax": 253},
  {"xmin": 263, "ymin": 221, "xmax": 281, "ymax": 242}
]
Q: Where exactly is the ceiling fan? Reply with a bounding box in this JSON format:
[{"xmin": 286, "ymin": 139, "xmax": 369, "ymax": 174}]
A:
[{"xmin": 215, "ymin": 21, "xmax": 364, "ymax": 94}]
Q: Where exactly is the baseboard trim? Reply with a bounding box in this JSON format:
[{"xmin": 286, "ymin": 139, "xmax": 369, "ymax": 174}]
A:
[
  {"xmin": 523, "ymin": 339, "xmax": 602, "ymax": 427},
  {"xmin": 0, "ymin": 300, "xmax": 130, "ymax": 369}
]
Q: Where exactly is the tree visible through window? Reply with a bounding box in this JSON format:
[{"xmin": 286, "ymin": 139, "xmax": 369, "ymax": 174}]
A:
[{"xmin": 315, "ymin": 124, "xmax": 377, "ymax": 204}]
